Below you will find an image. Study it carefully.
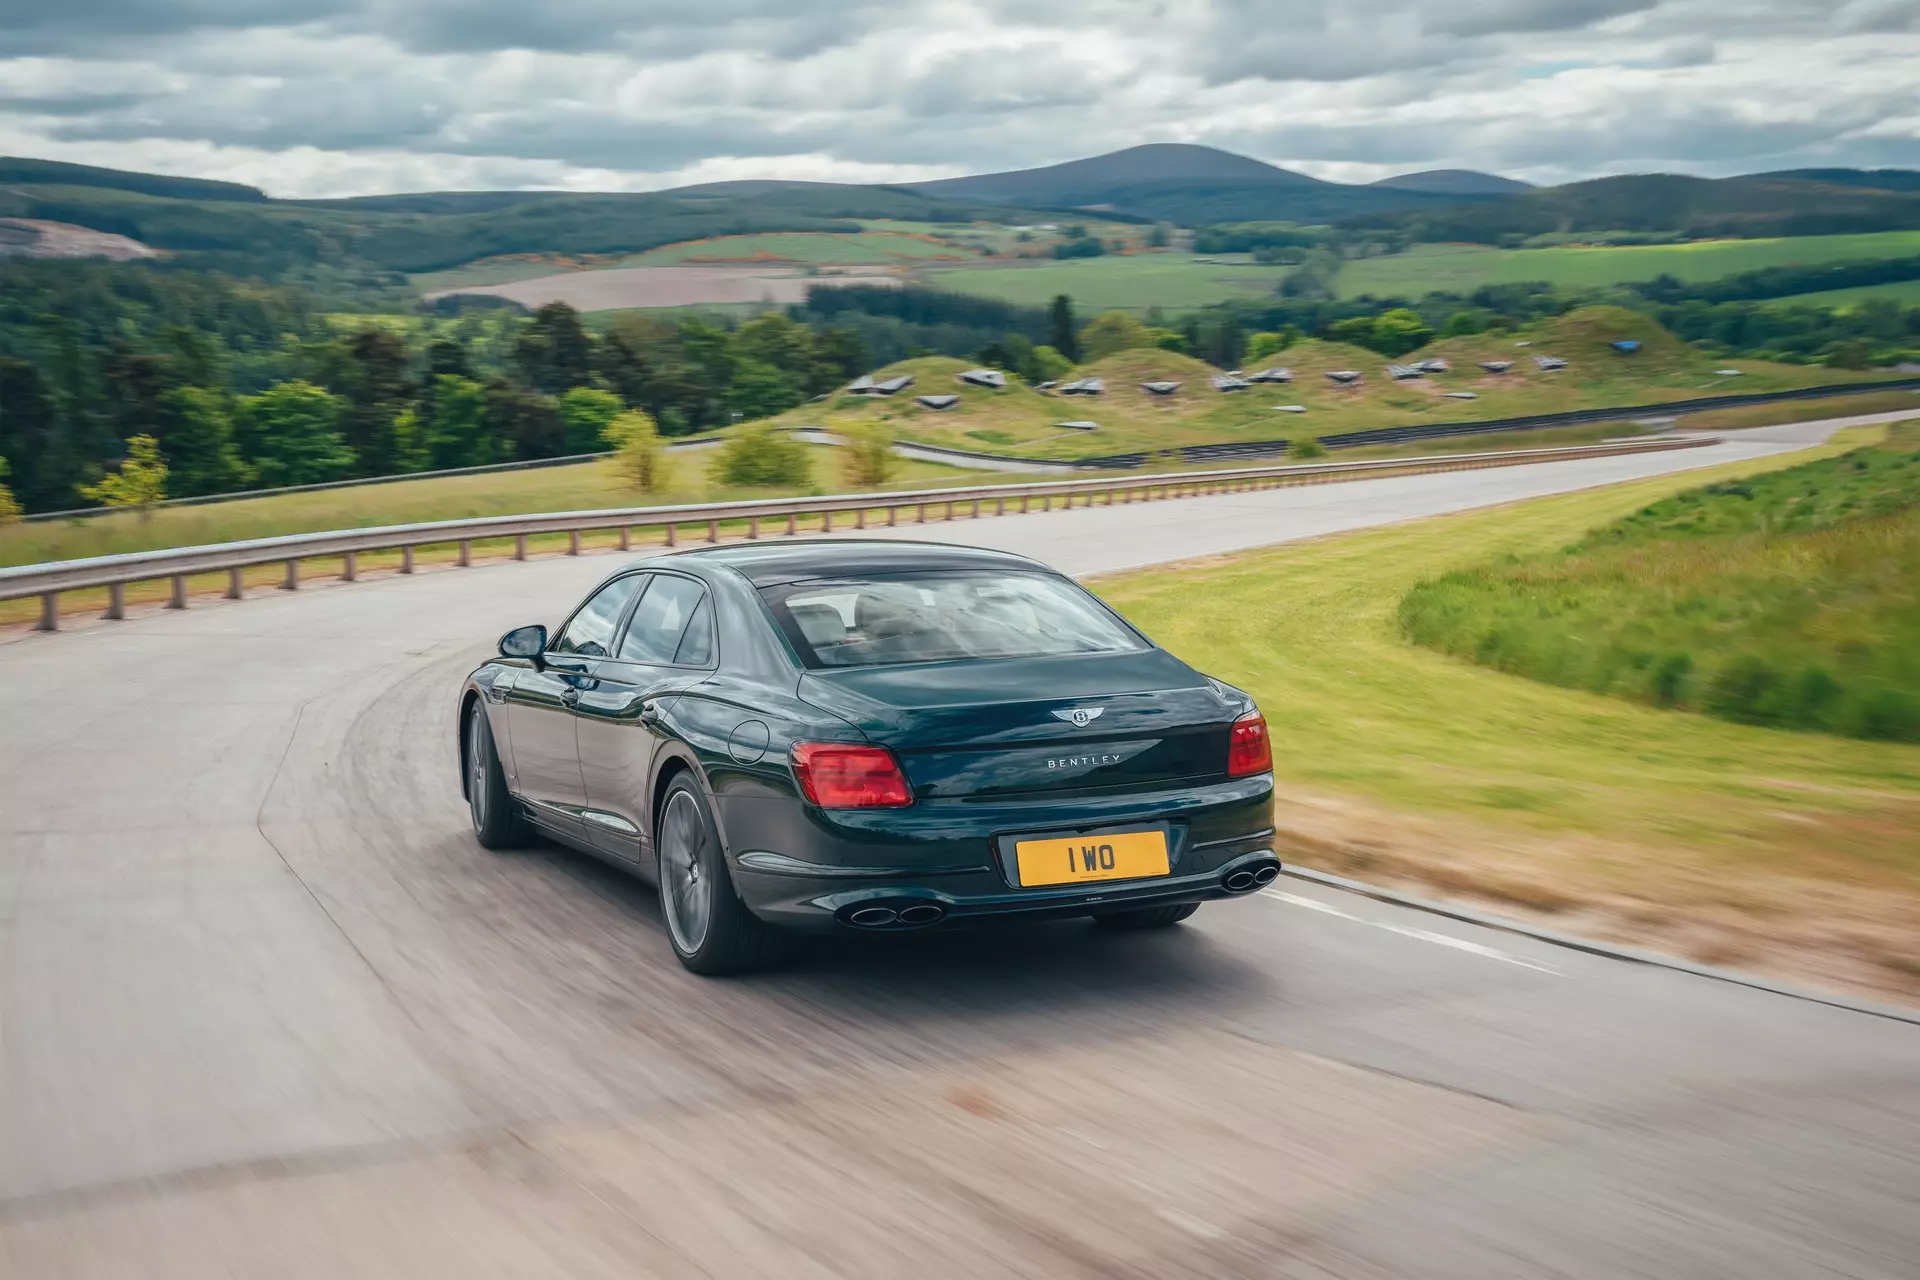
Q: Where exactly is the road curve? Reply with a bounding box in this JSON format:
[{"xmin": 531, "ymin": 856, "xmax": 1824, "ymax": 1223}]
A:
[{"xmin": 2, "ymin": 420, "xmax": 1917, "ymax": 1278}]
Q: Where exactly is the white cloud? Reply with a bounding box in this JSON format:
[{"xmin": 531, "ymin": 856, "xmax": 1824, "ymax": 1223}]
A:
[{"xmin": 0, "ymin": 0, "xmax": 1914, "ymax": 196}]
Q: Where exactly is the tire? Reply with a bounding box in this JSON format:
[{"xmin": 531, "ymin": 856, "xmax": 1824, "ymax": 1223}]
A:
[
  {"xmin": 1091, "ymin": 902, "xmax": 1200, "ymax": 931},
  {"xmin": 466, "ymin": 703, "xmax": 531, "ymax": 850},
  {"xmin": 655, "ymin": 773, "xmax": 783, "ymax": 975}
]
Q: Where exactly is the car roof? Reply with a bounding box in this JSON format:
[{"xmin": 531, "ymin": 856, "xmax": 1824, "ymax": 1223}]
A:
[{"xmin": 657, "ymin": 540, "xmax": 1053, "ymax": 587}]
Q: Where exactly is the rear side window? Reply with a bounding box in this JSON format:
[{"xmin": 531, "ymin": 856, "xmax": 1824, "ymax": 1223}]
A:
[
  {"xmin": 762, "ymin": 570, "xmax": 1147, "ymax": 669},
  {"xmin": 674, "ymin": 596, "xmax": 715, "ymax": 666},
  {"xmin": 619, "ymin": 574, "xmax": 706, "ymax": 664},
  {"xmin": 554, "ymin": 574, "xmax": 643, "ymax": 657}
]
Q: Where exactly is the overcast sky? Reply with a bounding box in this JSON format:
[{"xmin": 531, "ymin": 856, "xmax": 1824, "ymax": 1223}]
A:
[{"xmin": 1, "ymin": 0, "xmax": 1915, "ymax": 198}]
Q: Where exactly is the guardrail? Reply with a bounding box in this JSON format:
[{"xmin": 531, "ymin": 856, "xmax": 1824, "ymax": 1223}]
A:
[{"xmin": 1, "ymin": 435, "xmax": 1718, "ymax": 632}]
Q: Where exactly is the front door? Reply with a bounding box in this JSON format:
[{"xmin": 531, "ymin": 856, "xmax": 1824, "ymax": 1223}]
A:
[
  {"xmin": 505, "ymin": 572, "xmax": 645, "ymax": 838},
  {"xmin": 576, "ymin": 573, "xmax": 714, "ymax": 868}
]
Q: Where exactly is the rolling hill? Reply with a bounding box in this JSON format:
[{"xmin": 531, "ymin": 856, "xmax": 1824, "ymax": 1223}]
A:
[
  {"xmin": 1369, "ymin": 169, "xmax": 1533, "ymax": 195},
  {"xmin": 1341, "ymin": 173, "xmax": 1920, "ymax": 243},
  {"xmin": 906, "ymin": 143, "xmax": 1503, "ymax": 225}
]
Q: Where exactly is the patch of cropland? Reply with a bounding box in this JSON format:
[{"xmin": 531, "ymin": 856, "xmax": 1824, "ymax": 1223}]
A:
[
  {"xmin": 1400, "ymin": 423, "xmax": 1920, "ymax": 741},
  {"xmin": 925, "ymin": 253, "xmax": 1294, "ymax": 310},
  {"xmin": 1334, "ymin": 232, "xmax": 1920, "ymax": 300}
]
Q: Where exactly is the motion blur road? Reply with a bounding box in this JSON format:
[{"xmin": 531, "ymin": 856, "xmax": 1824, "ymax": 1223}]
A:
[{"xmin": 3, "ymin": 421, "xmax": 1917, "ymax": 1278}]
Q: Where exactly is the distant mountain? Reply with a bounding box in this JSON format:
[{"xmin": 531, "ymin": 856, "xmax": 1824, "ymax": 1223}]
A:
[
  {"xmin": 0, "ymin": 156, "xmax": 267, "ymax": 203},
  {"xmin": 1341, "ymin": 173, "xmax": 1920, "ymax": 243},
  {"xmin": 1370, "ymin": 169, "xmax": 1533, "ymax": 195},
  {"xmin": 1749, "ymin": 168, "xmax": 1920, "ymax": 194},
  {"xmin": 906, "ymin": 143, "xmax": 1497, "ymax": 225}
]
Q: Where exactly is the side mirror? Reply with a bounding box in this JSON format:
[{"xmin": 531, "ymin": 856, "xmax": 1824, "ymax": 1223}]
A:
[{"xmin": 498, "ymin": 624, "xmax": 548, "ymax": 663}]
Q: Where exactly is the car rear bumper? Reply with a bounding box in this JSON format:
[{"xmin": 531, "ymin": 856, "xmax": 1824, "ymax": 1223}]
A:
[{"xmin": 719, "ymin": 772, "xmax": 1277, "ymax": 930}]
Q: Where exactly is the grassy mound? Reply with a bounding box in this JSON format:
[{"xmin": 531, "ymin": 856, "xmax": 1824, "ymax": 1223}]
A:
[{"xmin": 1399, "ymin": 423, "xmax": 1920, "ymax": 741}]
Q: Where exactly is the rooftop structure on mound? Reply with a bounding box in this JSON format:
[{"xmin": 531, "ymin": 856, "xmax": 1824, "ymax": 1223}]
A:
[
  {"xmin": 1248, "ymin": 367, "xmax": 1292, "ymax": 383},
  {"xmin": 1387, "ymin": 363, "xmax": 1423, "ymax": 380},
  {"xmin": 1533, "ymin": 355, "xmax": 1568, "ymax": 371},
  {"xmin": 915, "ymin": 393, "xmax": 959, "ymax": 410},
  {"xmin": 1140, "ymin": 380, "xmax": 1181, "ymax": 396},
  {"xmin": 849, "ymin": 373, "xmax": 915, "ymax": 396},
  {"xmin": 1060, "ymin": 377, "xmax": 1104, "ymax": 396},
  {"xmin": 1611, "ymin": 340, "xmax": 1641, "ymax": 355},
  {"xmin": 1325, "ymin": 370, "xmax": 1362, "ymax": 384},
  {"xmin": 1479, "ymin": 360, "xmax": 1514, "ymax": 374},
  {"xmin": 1211, "ymin": 374, "xmax": 1251, "ymax": 392},
  {"xmin": 957, "ymin": 368, "xmax": 1007, "ymax": 389}
]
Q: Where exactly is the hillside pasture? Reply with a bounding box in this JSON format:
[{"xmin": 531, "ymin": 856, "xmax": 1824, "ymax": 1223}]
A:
[
  {"xmin": 1335, "ymin": 231, "xmax": 1920, "ymax": 299},
  {"xmin": 422, "ymin": 265, "xmax": 899, "ymax": 312},
  {"xmin": 922, "ymin": 253, "xmax": 1294, "ymax": 310}
]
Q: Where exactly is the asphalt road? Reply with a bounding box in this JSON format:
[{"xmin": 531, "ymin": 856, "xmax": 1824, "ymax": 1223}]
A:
[{"xmin": 3, "ymin": 420, "xmax": 1917, "ymax": 1277}]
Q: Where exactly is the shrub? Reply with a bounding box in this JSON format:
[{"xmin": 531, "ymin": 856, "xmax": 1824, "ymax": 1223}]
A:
[
  {"xmin": 77, "ymin": 434, "xmax": 168, "ymax": 519},
  {"xmin": 1290, "ymin": 437, "xmax": 1327, "ymax": 460},
  {"xmin": 1649, "ymin": 652, "xmax": 1693, "ymax": 707},
  {"xmin": 714, "ymin": 424, "xmax": 811, "ymax": 488},
  {"xmin": 841, "ymin": 422, "xmax": 895, "ymax": 488},
  {"xmin": 603, "ymin": 409, "xmax": 670, "ymax": 493}
]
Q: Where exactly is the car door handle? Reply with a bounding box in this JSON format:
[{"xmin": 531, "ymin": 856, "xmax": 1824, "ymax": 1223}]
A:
[
  {"xmin": 638, "ymin": 699, "xmax": 661, "ymax": 724},
  {"xmin": 561, "ymin": 687, "xmax": 581, "ymax": 707}
]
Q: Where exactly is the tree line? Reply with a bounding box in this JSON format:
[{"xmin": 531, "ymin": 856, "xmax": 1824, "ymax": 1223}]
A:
[{"xmin": 0, "ymin": 260, "xmax": 870, "ymax": 514}]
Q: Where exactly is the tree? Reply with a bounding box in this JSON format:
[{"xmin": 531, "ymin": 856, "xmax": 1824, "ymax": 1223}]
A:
[
  {"xmin": 1146, "ymin": 223, "xmax": 1171, "ymax": 249},
  {"xmin": 559, "ymin": 386, "xmax": 623, "ymax": 453},
  {"xmin": 0, "ymin": 455, "xmax": 19, "ymax": 525},
  {"xmin": 514, "ymin": 302, "xmax": 595, "ymax": 394},
  {"xmin": 1077, "ymin": 312, "xmax": 1155, "ymax": 361},
  {"xmin": 1028, "ymin": 344, "xmax": 1074, "ymax": 383},
  {"xmin": 1442, "ymin": 311, "xmax": 1482, "ymax": 338},
  {"xmin": 426, "ymin": 375, "xmax": 495, "ymax": 469},
  {"xmin": 238, "ymin": 380, "xmax": 356, "ymax": 487},
  {"xmin": 332, "ymin": 328, "xmax": 414, "ymax": 476},
  {"xmin": 78, "ymin": 433, "xmax": 167, "ymax": 518},
  {"xmin": 602, "ymin": 408, "xmax": 670, "ymax": 492},
  {"xmin": 158, "ymin": 386, "xmax": 249, "ymax": 497},
  {"xmin": 714, "ymin": 424, "xmax": 810, "ymax": 487},
  {"xmin": 1048, "ymin": 295, "xmax": 1080, "ymax": 362},
  {"xmin": 0, "ymin": 356, "xmax": 74, "ymax": 513},
  {"xmin": 485, "ymin": 380, "xmax": 567, "ymax": 459},
  {"xmin": 728, "ymin": 358, "xmax": 804, "ymax": 421},
  {"xmin": 1244, "ymin": 330, "xmax": 1294, "ymax": 363},
  {"xmin": 1368, "ymin": 308, "xmax": 1435, "ymax": 358}
]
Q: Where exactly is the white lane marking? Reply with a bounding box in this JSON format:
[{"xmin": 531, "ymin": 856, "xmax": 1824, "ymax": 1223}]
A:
[{"xmin": 1262, "ymin": 889, "xmax": 1562, "ymax": 975}]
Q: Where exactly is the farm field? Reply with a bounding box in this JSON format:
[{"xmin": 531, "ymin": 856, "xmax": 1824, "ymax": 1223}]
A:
[
  {"xmin": 922, "ymin": 253, "xmax": 1293, "ymax": 310},
  {"xmin": 419, "ymin": 264, "xmax": 898, "ymax": 312},
  {"xmin": 1094, "ymin": 426, "xmax": 1920, "ymax": 997},
  {"xmin": 616, "ymin": 231, "xmax": 969, "ymax": 266},
  {"xmin": 776, "ymin": 307, "xmax": 1884, "ymax": 462},
  {"xmin": 1335, "ymin": 231, "xmax": 1920, "ymax": 299},
  {"xmin": 1765, "ymin": 279, "xmax": 1920, "ymax": 311}
]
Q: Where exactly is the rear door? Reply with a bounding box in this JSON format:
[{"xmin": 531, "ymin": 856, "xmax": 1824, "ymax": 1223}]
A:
[
  {"xmin": 576, "ymin": 572, "xmax": 715, "ymax": 863},
  {"xmin": 504, "ymin": 572, "xmax": 644, "ymax": 836}
]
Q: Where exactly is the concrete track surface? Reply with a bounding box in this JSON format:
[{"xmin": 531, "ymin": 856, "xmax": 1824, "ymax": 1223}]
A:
[{"xmin": 3, "ymin": 421, "xmax": 1917, "ymax": 1278}]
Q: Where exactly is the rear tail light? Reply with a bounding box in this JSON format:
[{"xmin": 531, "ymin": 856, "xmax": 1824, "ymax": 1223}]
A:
[
  {"xmin": 791, "ymin": 742, "xmax": 913, "ymax": 808},
  {"xmin": 1227, "ymin": 711, "xmax": 1271, "ymax": 778}
]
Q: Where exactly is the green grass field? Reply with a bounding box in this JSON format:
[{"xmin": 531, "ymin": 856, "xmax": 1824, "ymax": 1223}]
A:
[
  {"xmin": 922, "ymin": 253, "xmax": 1293, "ymax": 310},
  {"xmin": 1764, "ymin": 279, "xmax": 1920, "ymax": 311},
  {"xmin": 773, "ymin": 308, "xmax": 1882, "ymax": 462},
  {"xmin": 1093, "ymin": 427, "xmax": 1920, "ymax": 992},
  {"xmin": 1400, "ymin": 425, "xmax": 1920, "ymax": 742},
  {"xmin": 1335, "ymin": 231, "xmax": 1920, "ymax": 299}
]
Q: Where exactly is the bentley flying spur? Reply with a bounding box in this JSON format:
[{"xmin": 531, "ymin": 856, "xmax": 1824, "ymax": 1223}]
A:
[{"xmin": 458, "ymin": 542, "xmax": 1279, "ymax": 973}]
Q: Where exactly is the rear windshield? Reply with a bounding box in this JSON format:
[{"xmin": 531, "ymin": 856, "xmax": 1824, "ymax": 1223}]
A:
[{"xmin": 762, "ymin": 570, "xmax": 1149, "ymax": 669}]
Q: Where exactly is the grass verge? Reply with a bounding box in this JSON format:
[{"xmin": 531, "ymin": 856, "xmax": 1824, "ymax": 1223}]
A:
[{"xmin": 1091, "ymin": 426, "xmax": 1920, "ymax": 999}]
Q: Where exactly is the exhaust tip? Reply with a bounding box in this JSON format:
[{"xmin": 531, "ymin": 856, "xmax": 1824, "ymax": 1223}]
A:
[
  {"xmin": 848, "ymin": 906, "xmax": 899, "ymax": 927},
  {"xmin": 1252, "ymin": 864, "xmax": 1279, "ymax": 886},
  {"xmin": 896, "ymin": 903, "xmax": 946, "ymax": 926},
  {"xmin": 1223, "ymin": 870, "xmax": 1257, "ymax": 892}
]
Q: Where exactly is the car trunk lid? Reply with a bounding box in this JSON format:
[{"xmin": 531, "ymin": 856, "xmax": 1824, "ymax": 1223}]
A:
[{"xmin": 796, "ymin": 650, "xmax": 1238, "ymax": 799}]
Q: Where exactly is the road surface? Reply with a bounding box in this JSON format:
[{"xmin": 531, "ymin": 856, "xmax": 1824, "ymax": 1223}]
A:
[{"xmin": 2, "ymin": 420, "xmax": 1916, "ymax": 1277}]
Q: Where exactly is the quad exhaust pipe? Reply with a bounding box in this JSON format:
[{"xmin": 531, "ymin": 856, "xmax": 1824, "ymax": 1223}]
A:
[{"xmin": 843, "ymin": 901, "xmax": 948, "ymax": 929}]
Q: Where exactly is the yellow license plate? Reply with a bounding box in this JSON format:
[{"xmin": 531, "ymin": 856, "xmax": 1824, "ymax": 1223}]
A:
[{"xmin": 1013, "ymin": 830, "xmax": 1170, "ymax": 888}]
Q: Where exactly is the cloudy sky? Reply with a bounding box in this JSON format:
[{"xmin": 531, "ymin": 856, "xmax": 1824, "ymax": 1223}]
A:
[{"xmin": 1, "ymin": 0, "xmax": 1916, "ymax": 198}]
